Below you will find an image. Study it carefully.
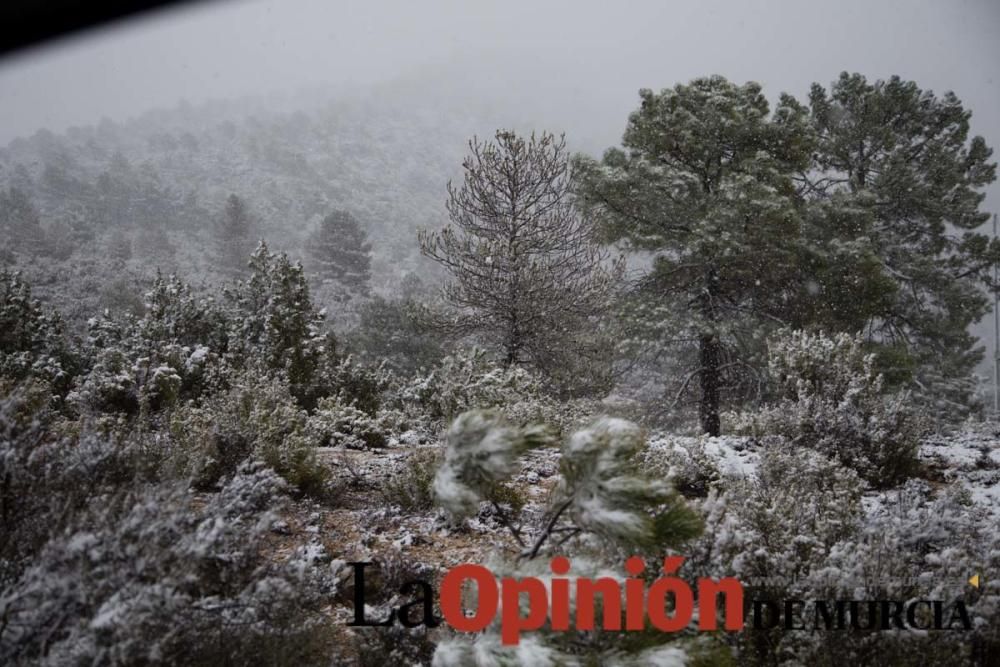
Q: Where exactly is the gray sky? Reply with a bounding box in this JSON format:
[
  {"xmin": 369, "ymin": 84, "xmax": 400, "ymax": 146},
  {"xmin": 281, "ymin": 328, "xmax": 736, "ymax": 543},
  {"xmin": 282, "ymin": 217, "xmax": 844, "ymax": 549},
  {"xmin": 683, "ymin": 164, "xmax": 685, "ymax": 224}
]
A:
[
  {"xmin": 1, "ymin": 0, "xmax": 998, "ymax": 147},
  {"xmin": 2, "ymin": 0, "xmax": 999, "ymax": 354},
  {"xmin": 0, "ymin": 0, "xmax": 998, "ymax": 211}
]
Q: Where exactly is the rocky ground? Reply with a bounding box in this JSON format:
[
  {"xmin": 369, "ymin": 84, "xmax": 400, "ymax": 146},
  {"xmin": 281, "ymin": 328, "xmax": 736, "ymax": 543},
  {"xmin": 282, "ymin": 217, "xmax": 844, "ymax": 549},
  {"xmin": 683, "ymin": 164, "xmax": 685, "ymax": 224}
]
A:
[{"xmin": 261, "ymin": 423, "xmax": 1000, "ymax": 661}]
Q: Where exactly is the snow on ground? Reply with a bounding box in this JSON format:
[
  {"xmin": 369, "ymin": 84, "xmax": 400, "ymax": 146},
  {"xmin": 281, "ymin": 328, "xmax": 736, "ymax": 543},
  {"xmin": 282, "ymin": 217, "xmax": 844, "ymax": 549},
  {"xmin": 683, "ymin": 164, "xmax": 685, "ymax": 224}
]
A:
[
  {"xmin": 645, "ymin": 433, "xmax": 760, "ymax": 477},
  {"xmin": 296, "ymin": 422, "xmax": 1000, "ymax": 594},
  {"xmin": 640, "ymin": 425, "xmax": 1000, "ymax": 523},
  {"xmin": 920, "ymin": 424, "xmax": 1000, "ymax": 521}
]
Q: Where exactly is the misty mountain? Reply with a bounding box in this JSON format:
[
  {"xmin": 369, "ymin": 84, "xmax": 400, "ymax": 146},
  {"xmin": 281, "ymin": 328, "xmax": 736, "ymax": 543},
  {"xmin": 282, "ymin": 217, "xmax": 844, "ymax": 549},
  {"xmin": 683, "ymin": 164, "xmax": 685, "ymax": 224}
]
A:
[{"xmin": 0, "ymin": 75, "xmax": 557, "ymax": 324}]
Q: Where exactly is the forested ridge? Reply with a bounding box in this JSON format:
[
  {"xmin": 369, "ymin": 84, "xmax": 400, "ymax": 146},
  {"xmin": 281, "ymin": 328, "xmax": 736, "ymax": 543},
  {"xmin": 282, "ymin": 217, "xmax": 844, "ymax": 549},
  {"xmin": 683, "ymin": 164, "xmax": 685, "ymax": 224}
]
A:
[{"xmin": 1, "ymin": 72, "xmax": 999, "ymax": 666}]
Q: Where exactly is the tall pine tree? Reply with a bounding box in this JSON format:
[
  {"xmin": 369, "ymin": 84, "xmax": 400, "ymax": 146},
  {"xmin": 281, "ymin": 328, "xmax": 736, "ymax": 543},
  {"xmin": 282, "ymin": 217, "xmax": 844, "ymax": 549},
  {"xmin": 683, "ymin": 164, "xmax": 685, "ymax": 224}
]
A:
[
  {"xmin": 0, "ymin": 187, "xmax": 46, "ymax": 256},
  {"xmin": 804, "ymin": 73, "xmax": 998, "ymax": 417},
  {"xmin": 213, "ymin": 194, "xmax": 256, "ymax": 276},
  {"xmin": 420, "ymin": 130, "xmax": 622, "ymax": 393},
  {"xmin": 574, "ymin": 77, "xmax": 812, "ymax": 435},
  {"xmin": 306, "ymin": 210, "xmax": 372, "ymax": 299}
]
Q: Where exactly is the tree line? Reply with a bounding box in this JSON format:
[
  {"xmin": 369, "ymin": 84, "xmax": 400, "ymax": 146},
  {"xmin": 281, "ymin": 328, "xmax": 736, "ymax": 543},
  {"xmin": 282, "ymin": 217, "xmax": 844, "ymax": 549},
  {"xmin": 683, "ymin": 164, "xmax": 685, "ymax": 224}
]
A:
[{"xmin": 420, "ymin": 73, "xmax": 997, "ymax": 433}]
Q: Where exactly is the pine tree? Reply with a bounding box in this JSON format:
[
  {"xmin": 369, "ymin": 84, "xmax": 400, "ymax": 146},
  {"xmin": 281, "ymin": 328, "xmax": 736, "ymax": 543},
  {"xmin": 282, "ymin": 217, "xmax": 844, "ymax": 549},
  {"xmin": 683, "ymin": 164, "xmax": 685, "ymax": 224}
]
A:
[
  {"xmin": 804, "ymin": 73, "xmax": 998, "ymax": 417},
  {"xmin": 0, "ymin": 187, "xmax": 46, "ymax": 256},
  {"xmin": 213, "ymin": 194, "xmax": 256, "ymax": 276},
  {"xmin": 306, "ymin": 209, "xmax": 372, "ymax": 297},
  {"xmin": 432, "ymin": 410, "xmax": 703, "ymax": 663},
  {"xmin": 93, "ymin": 152, "xmax": 136, "ymax": 228},
  {"xmin": 225, "ymin": 241, "xmax": 335, "ymax": 408},
  {"xmin": 420, "ymin": 130, "xmax": 622, "ymax": 391},
  {"xmin": 574, "ymin": 77, "xmax": 811, "ymax": 435},
  {"xmin": 0, "ymin": 270, "xmax": 75, "ymax": 390}
]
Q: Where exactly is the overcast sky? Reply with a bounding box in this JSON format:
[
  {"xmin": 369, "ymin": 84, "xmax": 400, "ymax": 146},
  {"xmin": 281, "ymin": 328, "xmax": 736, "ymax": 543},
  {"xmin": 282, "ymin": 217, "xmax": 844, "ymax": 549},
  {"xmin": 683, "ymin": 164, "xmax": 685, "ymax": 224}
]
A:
[
  {"xmin": 1, "ymin": 0, "xmax": 997, "ymax": 140},
  {"xmin": 1, "ymin": 0, "xmax": 998, "ymax": 204},
  {"xmin": 2, "ymin": 0, "xmax": 1000, "ymax": 349}
]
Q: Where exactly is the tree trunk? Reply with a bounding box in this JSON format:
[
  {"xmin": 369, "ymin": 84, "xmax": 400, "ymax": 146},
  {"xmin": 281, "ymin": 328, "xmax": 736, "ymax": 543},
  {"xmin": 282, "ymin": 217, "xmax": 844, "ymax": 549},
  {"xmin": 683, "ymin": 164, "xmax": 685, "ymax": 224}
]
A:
[
  {"xmin": 502, "ymin": 302, "xmax": 521, "ymax": 366},
  {"xmin": 699, "ymin": 332, "xmax": 721, "ymax": 436},
  {"xmin": 698, "ymin": 267, "xmax": 721, "ymax": 436},
  {"xmin": 503, "ymin": 337, "xmax": 519, "ymax": 366}
]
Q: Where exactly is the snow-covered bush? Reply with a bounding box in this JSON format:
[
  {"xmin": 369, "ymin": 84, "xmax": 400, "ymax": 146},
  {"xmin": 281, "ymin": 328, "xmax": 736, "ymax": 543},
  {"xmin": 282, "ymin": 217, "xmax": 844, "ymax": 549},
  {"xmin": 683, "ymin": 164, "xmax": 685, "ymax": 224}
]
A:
[
  {"xmin": 76, "ymin": 262, "xmax": 386, "ymax": 421},
  {"xmin": 0, "ymin": 269, "xmax": 76, "ymax": 393},
  {"xmin": 430, "ymin": 410, "xmax": 704, "ymax": 664},
  {"xmin": 691, "ymin": 442, "xmax": 863, "ymax": 589},
  {"xmin": 824, "ymin": 480, "xmax": 996, "ymax": 663},
  {"xmin": 140, "ymin": 271, "xmax": 229, "ymax": 353},
  {"xmin": 399, "ymin": 348, "xmax": 569, "ymax": 430},
  {"xmin": 69, "ymin": 276, "xmax": 227, "ymax": 416},
  {"xmin": 0, "ymin": 381, "xmax": 147, "ymax": 581},
  {"xmin": 732, "ymin": 329, "xmax": 926, "ymax": 487},
  {"xmin": 684, "ymin": 440, "xmax": 999, "ymax": 665},
  {"xmin": 828, "ymin": 480, "xmax": 998, "ymax": 604},
  {"xmin": 69, "ymin": 346, "xmax": 141, "ymax": 414},
  {"xmin": 307, "ymin": 396, "xmax": 387, "ymax": 449},
  {"xmin": 168, "ymin": 370, "xmax": 328, "ymax": 495},
  {"xmin": 323, "ymin": 353, "xmax": 393, "ymax": 417},
  {"xmin": 639, "ymin": 436, "xmax": 724, "ymax": 498},
  {"xmin": 0, "ymin": 463, "xmax": 335, "ymax": 665},
  {"xmin": 380, "ymin": 447, "xmax": 443, "ymax": 511},
  {"xmin": 69, "ymin": 344, "xmax": 194, "ymax": 415}
]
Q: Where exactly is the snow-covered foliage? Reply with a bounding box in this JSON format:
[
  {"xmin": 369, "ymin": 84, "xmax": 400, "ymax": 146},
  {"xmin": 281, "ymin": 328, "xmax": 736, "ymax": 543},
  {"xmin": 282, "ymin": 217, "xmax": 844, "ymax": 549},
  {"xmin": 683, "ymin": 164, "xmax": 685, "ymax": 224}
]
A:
[
  {"xmin": 691, "ymin": 442, "xmax": 864, "ymax": 586},
  {"xmin": 732, "ymin": 329, "xmax": 926, "ymax": 487},
  {"xmin": 168, "ymin": 370, "xmax": 328, "ymax": 494},
  {"xmin": 638, "ymin": 435, "xmax": 725, "ymax": 498},
  {"xmin": 430, "ymin": 410, "xmax": 704, "ymax": 664},
  {"xmin": 397, "ymin": 348, "xmax": 573, "ymax": 431},
  {"xmin": 0, "ymin": 463, "xmax": 333, "ymax": 665},
  {"xmin": 70, "ymin": 274, "xmax": 221, "ymax": 415},
  {"xmin": 308, "ymin": 396, "xmax": 387, "ymax": 450},
  {"xmin": 0, "ymin": 368, "xmax": 340, "ymax": 664},
  {"xmin": 69, "ymin": 343, "xmax": 184, "ymax": 416},
  {"xmin": 675, "ymin": 432, "xmax": 1000, "ymax": 665},
  {"xmin": 0, "ymin": 382, "xmax": 144, "ymax": 580},
  {"xmin": 433, "ymin": 409, "xmax": 552, "ymax": 520},
  {"xmin": 0, "ymin": 270, "xmax": 76, "ymax": 392}
]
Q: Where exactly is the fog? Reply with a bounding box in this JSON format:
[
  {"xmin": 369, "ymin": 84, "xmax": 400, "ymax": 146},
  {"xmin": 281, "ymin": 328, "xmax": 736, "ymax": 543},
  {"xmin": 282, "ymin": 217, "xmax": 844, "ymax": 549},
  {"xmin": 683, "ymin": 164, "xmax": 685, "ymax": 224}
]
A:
[
  {"xmin": 2, "ymin": 0, "xmax": 1000, "ymax": 358},
  {"xmin": 2, "ymin": 0, "xmax": 999, "ymax": 170},
  {"xmin": 4, "ymin": 8, "xmax": 1000, "ymax": 658}
]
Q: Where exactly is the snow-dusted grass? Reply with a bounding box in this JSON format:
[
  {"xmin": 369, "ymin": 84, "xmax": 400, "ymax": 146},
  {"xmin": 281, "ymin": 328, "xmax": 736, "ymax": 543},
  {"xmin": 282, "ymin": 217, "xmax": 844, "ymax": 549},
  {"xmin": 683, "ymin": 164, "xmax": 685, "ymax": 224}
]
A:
[{"xmin": 644, "ymin": 425, "xmax": 1000, "ymax": 522}]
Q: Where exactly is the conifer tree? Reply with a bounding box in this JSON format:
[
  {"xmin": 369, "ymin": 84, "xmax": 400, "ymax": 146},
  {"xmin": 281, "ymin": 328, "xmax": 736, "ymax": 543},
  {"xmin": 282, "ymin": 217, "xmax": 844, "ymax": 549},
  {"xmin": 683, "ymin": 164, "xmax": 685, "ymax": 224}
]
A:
[
  {"xmin": 213, "ymin": 194, "xmax": 256, "ymax": 276},
  {"xmin": 420, "ymin": 130, "xmax": 621, "ymax": 391},
  {"xmin": 0, "ymin": 269, "xmax": 76, "ymax": 390},
  {"xmin": 803, "ymin": 73, "xmax": 998, "ymax": 417},
  {"xmin": 0, "ymin": 187, "xmax": 46, "ymax": 256},
  {"xmin": 574, "ymin": 77, "xmax": 811, "ymax": 435},
  {"xmin": 306, "ymin": 209, "xmax": 372, "ymax": 298},
  {"xmin": 225, "ymin": 241, "xmax": 336, "ymax": 408}
]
